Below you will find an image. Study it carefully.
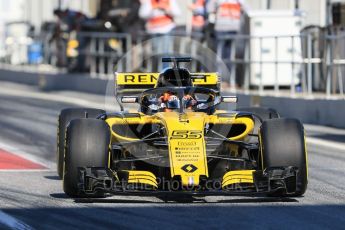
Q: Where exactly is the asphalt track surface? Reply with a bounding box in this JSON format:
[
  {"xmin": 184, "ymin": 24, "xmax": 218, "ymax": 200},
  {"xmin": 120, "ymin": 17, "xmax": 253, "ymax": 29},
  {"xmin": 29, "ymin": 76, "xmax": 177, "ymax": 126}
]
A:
[{"xmin": 0, "ymin": 81, "xmax": 345, "ymax": 229}]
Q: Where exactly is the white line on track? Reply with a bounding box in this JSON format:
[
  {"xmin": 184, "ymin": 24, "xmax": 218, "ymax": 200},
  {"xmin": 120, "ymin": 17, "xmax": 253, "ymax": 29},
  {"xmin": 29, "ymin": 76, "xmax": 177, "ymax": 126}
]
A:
[
  {"xmin": 0, "ymin": 169, "xmax": 55, "ymax": 173},
  {"xmin": 0, "ymin": 87, "xmax": 104, "ymax": 109},
  {"xmin": 307, "ymin": 137, "xmax": 345, "ymax": 151},
  {"xmin": 0, "ymin": 210, "xmax": 33, "ymax": 230}
]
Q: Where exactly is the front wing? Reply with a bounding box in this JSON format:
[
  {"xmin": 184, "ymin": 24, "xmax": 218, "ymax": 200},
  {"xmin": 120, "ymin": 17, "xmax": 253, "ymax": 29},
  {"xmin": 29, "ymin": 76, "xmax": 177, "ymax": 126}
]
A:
[{"xmin": 77, "ymin": 166, "xmax": 298, "ymax": 197}]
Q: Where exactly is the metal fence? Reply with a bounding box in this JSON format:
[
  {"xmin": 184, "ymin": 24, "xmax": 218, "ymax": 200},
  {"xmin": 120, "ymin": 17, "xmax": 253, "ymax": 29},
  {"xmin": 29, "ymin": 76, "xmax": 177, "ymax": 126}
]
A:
[
  {"xmin": 133, "ymin": 32, "xmax": 206, "ymax": 72},
  {"xmin": 131, "ymin": 32, "xmax": 344, "ymax": 98},
  {"xmin": 40, "ymin": 31, "xmax": 131, "ymax": 79},
  {"xmin": 325, "ymin": 32, "xmax": 345, "ymax": 97},
  {"xmin": 78, "ymin": 32, "xmax": 131, "ymax": 79},
  {"xmin": 216, "ymin": 34, "xmax": 305, "ymax": 95},
  {"xmin": 1, "ymin": 30, "xmax": 345, "ymax": 98}
]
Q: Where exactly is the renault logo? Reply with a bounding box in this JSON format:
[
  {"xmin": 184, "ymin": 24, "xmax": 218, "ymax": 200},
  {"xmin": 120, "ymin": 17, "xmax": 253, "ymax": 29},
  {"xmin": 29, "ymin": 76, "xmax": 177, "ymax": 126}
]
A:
[{"xmin": 181, "ymin": 164, "xmax": 198, "ymax": 173}]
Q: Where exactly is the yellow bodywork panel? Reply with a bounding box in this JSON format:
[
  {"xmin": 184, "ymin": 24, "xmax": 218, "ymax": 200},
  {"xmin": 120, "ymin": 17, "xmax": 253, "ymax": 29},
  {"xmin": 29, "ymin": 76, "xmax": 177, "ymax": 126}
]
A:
[
  {"xmin": 106, "ymin": 114, "xmax": 162, "ymax": 142},
  {"xmin": 106, "ymin": 111, "xmax": 255, "ymax": 187},
  {"xmin": 190, "ymin": 73, "xmax": 218, "ymax": 86},
  {"xmin": 206, "ymin": 114, "xmax": 254, "ymax": 141},
  {"xmin": 123, "ymin": 170, "xmax": 158, "ymax": 188},
  {"xmin": 106, "ymin": 112, "xmax": 254, "ymax": 142},
  {"xmin": 156, "ymin": 112, "xmax": 208, "ymax": 187},
  {"xmin": 222, "ymin": 170, "xmax": 255, "ymax": 188}
]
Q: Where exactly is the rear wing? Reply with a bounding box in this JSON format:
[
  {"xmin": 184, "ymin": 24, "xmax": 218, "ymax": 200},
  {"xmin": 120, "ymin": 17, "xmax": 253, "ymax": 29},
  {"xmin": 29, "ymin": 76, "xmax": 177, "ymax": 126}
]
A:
[{"xmin": 115, "ymin": 72, "xmax": 220, "ymax": 95}]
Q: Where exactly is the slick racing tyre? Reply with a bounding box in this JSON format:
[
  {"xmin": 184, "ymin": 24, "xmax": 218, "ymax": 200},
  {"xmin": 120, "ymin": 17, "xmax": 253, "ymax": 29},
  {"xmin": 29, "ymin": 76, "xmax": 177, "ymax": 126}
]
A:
[
  {"xmin": 259, "ymin": 118, "xmax": 308, "ymax": 197},
  {"xmin": 56, "ymin": 108, "xmax": 105, "ymax": 178},
  {"xmin": 63, "ymin": 119, "xmax": 110, "ymax": 198}
]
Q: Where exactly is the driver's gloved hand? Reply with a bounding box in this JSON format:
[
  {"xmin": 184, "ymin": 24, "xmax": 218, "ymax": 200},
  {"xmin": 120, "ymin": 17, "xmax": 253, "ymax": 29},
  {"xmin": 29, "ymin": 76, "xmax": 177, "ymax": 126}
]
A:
[{"xmin": 196, "ymin": 103, "xmax": 207, "ymax": 109}]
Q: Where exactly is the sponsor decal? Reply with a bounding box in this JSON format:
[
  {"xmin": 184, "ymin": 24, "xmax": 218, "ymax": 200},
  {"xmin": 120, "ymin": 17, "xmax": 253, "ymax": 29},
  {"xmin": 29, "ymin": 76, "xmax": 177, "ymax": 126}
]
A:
[
  {"xmin": 171, "ymin": 130, "xmax": 202, "ymax": 139},
  {"xmin": 116, "ymin": 73, "xmax": 159, "ymax": 85},
  {"xmin": 116, "ymin": 73, "xmax": 218, "ymax": 85},
  {"xmin": 181, "ymin": 164, "xmax": 198, "ymax": 173}
]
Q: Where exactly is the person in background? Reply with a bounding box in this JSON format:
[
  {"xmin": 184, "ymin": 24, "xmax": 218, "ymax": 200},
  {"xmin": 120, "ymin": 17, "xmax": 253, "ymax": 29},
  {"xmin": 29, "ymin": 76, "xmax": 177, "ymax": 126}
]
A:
[
  {"xmin": 120, "ymin": 0, "xmax": 144, "ymax": 38},
  {"xmin": 189, "ymin": 0, "xmax": 208, "ymax": 33},
  {"xmin": 139, "ymin": 0, "xmax": 181, "ymax": 34},
  {"xmin": 139, "ymin": 0, "xmax": 181, "ymax": 70},
  {"xmin": 53, "ymin": 9, "xmax": 87, "ymax": 33},
  {"xmin": 207, "ymin": 0, "xmax": 247, "ymax": 74},
  {"xmin": 53, "ymin": 9, "xmax": 89, "ymax": 72}
]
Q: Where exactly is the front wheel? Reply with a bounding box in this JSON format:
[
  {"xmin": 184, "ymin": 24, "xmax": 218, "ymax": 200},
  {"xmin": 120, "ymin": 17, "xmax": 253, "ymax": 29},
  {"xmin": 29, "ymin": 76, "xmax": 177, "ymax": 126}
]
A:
[
  {"xmin": 259, "ymin": 118, "xmax": 308, "ymax": 197},
  {"xmin": 63, "ymin": 118, "xmax": 110, "ymax": 198},
  {"xmin": 56, "ymin": 108, "xmax": 105, "ymax": 178}
]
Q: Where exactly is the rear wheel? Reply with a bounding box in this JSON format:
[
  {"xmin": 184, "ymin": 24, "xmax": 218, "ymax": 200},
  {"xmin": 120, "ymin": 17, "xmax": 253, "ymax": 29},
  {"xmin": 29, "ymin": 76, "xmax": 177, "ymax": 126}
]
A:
[
  {"xmin": 56, "ymin": 108, "xmax": 105, "ymax": 178},
  {"xmin": 63, "ymin": 119, "xmax": 110, "ymax": 198},
  {"xmin": 259, "ymin": 118, "xmax": 308, "ymax": 197},
  {"xmin": 237, "ymin": 107, "xmax": 279, "ymax": 121},
  {"xmin": 237, "ymin": 107, "xmax": 280, "ymax": 143}
]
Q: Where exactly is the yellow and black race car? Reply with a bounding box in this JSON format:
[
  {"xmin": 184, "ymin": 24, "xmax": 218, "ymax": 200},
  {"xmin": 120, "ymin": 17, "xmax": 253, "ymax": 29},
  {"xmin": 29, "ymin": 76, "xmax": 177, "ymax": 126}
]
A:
[{"xmin": 57, "ymin": 57, "xmax": 308, "ymax": 198}]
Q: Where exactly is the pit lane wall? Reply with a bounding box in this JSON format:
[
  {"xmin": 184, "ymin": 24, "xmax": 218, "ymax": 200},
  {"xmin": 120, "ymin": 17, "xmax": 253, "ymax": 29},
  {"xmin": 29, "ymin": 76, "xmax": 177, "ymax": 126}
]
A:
[{"xmin": 0, "ymin": 68, "xmax": 344, "ymax": 129}]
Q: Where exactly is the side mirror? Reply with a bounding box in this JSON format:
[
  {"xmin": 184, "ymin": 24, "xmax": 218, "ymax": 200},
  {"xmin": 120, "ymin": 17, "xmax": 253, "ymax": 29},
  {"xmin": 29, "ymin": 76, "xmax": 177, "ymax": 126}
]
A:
[
  {"xmin": 221, "ymin": 96, "xmax": 238, "ymax": 103},
  {"xmin": 121, "ymin": 96, "xmax": 139, "ymax": 103}
]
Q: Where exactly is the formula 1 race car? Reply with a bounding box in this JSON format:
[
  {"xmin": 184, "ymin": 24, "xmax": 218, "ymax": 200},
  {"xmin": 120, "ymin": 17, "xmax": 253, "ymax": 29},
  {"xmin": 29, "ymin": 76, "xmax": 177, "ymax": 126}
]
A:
[{"xmin": 56, "ymin": 57, "xmax": 308, "ymax": 198}]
